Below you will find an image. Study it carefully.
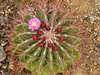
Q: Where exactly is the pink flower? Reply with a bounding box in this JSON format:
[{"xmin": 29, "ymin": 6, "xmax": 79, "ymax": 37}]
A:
[{"xmin": 28, "ymin": 18, "xmax": 41, "ymax": 31}]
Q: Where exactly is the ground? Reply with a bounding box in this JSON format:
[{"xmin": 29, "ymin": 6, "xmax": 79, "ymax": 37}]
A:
[{"xmin": 0, "ymin": 0, "xmax": 100, "ymax": 75}]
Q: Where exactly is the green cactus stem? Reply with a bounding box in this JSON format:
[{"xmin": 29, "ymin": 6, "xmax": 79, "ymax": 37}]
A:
[{"xmin": 8, "ymin": 1, "xmax": 85, "ymax": 75}]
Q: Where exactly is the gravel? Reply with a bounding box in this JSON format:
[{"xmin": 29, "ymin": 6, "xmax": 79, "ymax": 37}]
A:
[
  {"xmin": 0, "ymin": 0, "xmax": 100, "ymax": 75},
  {"xmin": 0, "ymin": 46, "xmax": 6, "ymax": 62}
]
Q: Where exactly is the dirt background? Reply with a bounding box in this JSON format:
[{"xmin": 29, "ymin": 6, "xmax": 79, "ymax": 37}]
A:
[{"xmin": 0, "ymin": 0, "xmax": 100, "ymax": 75}]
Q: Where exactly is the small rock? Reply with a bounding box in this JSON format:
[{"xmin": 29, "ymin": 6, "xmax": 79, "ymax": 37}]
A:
[
  {"xmin": 0, "ymin": 46, "xmax": 3, "ymax": 52},
  {"xmin": 2, "ymin": 65, "xmax": 7, "ymax": 69},
  {"xmin": 0, "ymin": 70, "xmax": 5, "ymax": 75},
  {"xmin": 1, "ymin": 42, "xmax": 8, "ymax": 46},
  {"xmin": 0, "ymin": 46, "xmax": 6, "ymax": 62},
  {"xmin": 83, "ymin": 14, "xmax": 88, "ymax": 18},
  {"xmin": 0, "ymin": 63, "xmax": 2, "ymax": 66},
  {"xmin": 9, "ymin": 57, "xmax": 14, "ymax": 70},
  {"xmin": 94, "ymin": 62, "xmax": 97, "ymax": 65},
  {"xmin": 97, "ymin": 36, "xmax": 100, "ymax": 41}
]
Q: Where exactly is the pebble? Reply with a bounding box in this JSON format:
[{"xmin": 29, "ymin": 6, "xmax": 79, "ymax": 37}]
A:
[
  {"xmin": 1, "ymin": 42, "xmax": 8, "ymax": 47},
  {"xmin": 83, "ymin": 14, "xmax": 88, "ymax": 18},
  {"xmin": 0, "ymin": 46, "xmax": 6, "ymax": 62},
  {"xmin": 2, "ymin": 65, "xmax": 7, "ymax": 69},
  {"xmin": 0, "ymin": 63, "xmax": 2, "ymax": 66},
  {"xmin": 94, "ymin": 62, "xmax": 97, "ymax": 65},
  {"xmin": 0, "ymin": 71, "xmax": 5, "ymax": 75}
]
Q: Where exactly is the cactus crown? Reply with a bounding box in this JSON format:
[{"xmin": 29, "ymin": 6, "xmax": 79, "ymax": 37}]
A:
[{"xmin": 8, "ymin": 0, "xmax": 84, "ymax": 75}]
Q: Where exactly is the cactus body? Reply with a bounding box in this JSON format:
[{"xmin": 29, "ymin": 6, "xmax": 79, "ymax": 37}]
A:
[{"xmin": 9, "ymin": 1, "xmax": 84, "ymax": 75}]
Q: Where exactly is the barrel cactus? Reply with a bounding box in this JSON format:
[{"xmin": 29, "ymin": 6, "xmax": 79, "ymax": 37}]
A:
[{"xmin": 7, "ymin": 0, "xmax": 85, "ymax": 75}]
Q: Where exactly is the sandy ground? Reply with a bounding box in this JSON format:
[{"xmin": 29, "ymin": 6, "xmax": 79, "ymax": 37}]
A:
[{"xmin": 0, "ymin": 0, "xmax": 100, "ymax": 75}]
